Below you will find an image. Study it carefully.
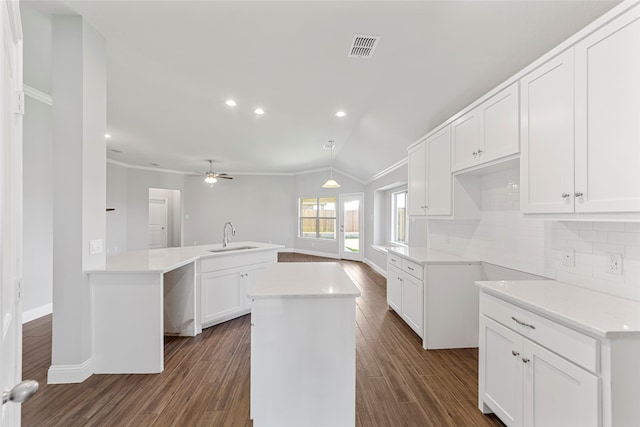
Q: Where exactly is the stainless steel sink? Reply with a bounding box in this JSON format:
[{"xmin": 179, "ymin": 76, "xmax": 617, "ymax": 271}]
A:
[{"xmin": 207, "ymin": 246, "xmax": 258, "ymax": 253}]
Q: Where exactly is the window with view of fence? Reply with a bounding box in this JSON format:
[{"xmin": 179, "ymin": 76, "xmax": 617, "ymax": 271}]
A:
[{"xmin": 299, "ymin": 196, "xmax": 337, "ymax": 239}]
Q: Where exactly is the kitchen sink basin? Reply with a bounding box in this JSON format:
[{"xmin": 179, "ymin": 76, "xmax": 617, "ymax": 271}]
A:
[{"xmin": 207, "ymin": 246, "xmax": 258, "ymax": 253}]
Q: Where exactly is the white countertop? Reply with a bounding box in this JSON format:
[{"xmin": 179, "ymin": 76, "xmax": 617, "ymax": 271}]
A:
[
  {"xmin": 248, "ymin": 262, "xmax": 361, "ymax": 299},
  {"xmin": 387, "ymin": 247, "xmax": 480, "ymax": 265},
  {"xmin": 86, "ymin": 241, "xmax": 284, "ymax": 274},
  {"xmin": 476, "ymin": 280, "xmax": 640, "ymax": 338}
]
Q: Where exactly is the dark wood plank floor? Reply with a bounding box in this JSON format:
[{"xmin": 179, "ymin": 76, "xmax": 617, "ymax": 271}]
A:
[{"xmin": 22, "ymin": 253, "xmax": 503, "ymax": 426}]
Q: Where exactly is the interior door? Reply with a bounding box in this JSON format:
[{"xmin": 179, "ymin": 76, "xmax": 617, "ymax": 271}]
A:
[
  {"xmin": 2, "ymin": 1, "xmax": 34, "ymax": 423},
  {"xmin": 339, "ymin": 193, "xmax": 363, "ymax": 261},
  {"xmin": 148, "ymin": 197, "xmax": 168, "ymax": 249}
]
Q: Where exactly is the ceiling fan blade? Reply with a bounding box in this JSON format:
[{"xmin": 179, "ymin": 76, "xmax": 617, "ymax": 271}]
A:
[{"xmin": 217, "ymin": 175, "xmax": 233, "ymax": 179}]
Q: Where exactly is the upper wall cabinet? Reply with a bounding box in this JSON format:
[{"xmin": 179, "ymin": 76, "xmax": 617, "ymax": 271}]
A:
[
  {"xmin": 521, "ymin": 4, "xmax": 640, "ymax": 216},
  {"xmin": 452, "ymin": 82, "xmax": 519, "ymax": 172},
  {"xmin": 408, "ymin": 141, "xmax": 428, "ymax": 215},
  {"xmin": 426, "ymin": 127, "xmax": 452, "ymax": 216},
  {"xmin": 574, "ymin": 7, "xmax": 640, "ymax": 213}
]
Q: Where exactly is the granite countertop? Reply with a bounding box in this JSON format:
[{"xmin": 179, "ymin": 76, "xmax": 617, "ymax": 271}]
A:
[
  {"xmin": 86, "ymin": 241, "xmax": 284, "ymax": 274},
  {"xmin": 248, "ymin": 262, "xmax": 361, "ymax": 299},
  {"xmin": 387, "ymin": 247, "xmax": 480, "ymax": 265},
  {"xmin": 476, "ymin": 279, "xmax": 640, "ymax": 338}
]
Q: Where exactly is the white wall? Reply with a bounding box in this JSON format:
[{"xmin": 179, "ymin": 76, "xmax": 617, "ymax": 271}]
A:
[
  {"xmin": 428, "ymin": 166, "xmax": 640, "ymax": 302},
  {"xmin": 22, "ymin": 3, "xmax": 54, "ymax": 320},
  {"xmin": 106, "ymin": 162, "xmax": 128, "ymax": 254},
  {"xmin": 183, "ymin": 174, "xmax": 295, "ymax": 248}
]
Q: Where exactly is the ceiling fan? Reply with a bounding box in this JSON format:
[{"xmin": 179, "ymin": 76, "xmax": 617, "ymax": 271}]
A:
[{"xmin": 199, "ymin": 160, "xmax": 233, "ymax": 186}]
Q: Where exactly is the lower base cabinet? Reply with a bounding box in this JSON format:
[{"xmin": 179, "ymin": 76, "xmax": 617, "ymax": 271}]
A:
[{"xmin": 480, "ymin": 314, "xmax": 598, "ymax": 427}]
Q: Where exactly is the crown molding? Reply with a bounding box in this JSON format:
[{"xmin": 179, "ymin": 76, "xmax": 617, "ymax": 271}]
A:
[
  {"xmin": 24, "ymin": 84, "xmax": 53, "ymax": 106},
  {"xmin": 367, "ymin": 157, "xmax": 407, "ymax": 184}
]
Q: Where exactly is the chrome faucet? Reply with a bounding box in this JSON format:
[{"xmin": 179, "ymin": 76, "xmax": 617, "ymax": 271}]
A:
[{"xmin": 222, "ymin": 222, "xmax": 236, "ymax": 247}]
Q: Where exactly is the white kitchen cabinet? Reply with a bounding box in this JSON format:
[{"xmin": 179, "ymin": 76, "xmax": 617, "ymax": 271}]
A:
[
  {"xmin": 520, "ymin": 49, "xmax": 575, "ymax": 214},
  {"xmin": 479, "ymin": 292, "xmax": 600, "ymax": 427},
  {"xmin": 574, "ymin": 6, "xmax": 640, "ymax": 213},
  {"xmin": 426, "ymin": 127, "xmax": 452, "ymax": 216},
  {"xmin": 387, "ymin": 249, "xmax": 481, "ymax": 348},
  {"xmin": 452, "ymin": 82, "xmax": 519, "ymax": 172},
  {"xmin": 408, "ymin": 141, "xmax": 428, "ymax": 215},
  {"xmin": 521, "ymin": 3, "xmax": 640, "ymax": 216},
  {"xmin": 199, "ymin": 251, "xmax": 276, "ymax": 329},
  {"xmin": 386, "ymin": 257, "xmax": 402, "ymax": 313}
]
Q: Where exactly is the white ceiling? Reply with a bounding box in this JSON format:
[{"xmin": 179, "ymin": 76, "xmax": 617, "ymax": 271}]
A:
[{"xmin": 26, "ymin": 0, "xmax": 619, "ymax": 181}]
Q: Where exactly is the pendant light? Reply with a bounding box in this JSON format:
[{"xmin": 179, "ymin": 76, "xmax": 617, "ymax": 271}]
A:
[{"xmin": 322, "ymin": 141, "xmax": 340, "ymax": 188}]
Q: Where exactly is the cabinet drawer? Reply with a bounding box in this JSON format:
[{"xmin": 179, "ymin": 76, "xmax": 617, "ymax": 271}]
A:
[
  {"xmin": 387, "ymin": 254, "xmax": 401, "ymax": 269},
  {"xmin": 402, "ymin": 259, "xmax": 423, "ymax": 280},
  {"xmin": 480, "ymin": 293, "xmax": 598, "ymax": 373}
]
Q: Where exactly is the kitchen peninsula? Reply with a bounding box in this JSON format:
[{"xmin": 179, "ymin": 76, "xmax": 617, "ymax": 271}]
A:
[{"xmin": 87, "ymin": 241, "xmax": 283, "ymax": 374}]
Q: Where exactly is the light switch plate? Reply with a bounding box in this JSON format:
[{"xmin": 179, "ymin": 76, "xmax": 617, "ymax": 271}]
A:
[
  {"xmin": 90, "ymin": 239, "xmax": 103, "ymax": 255},
  {"xmin": 607, "ymin": 253, "xmax": 623, "ymax": 275}
]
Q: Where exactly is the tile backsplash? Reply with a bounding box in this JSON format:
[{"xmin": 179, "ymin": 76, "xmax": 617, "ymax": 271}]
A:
[{"xmin": 428, "ymin": 167, "xmax": 640, "ymax": 302}]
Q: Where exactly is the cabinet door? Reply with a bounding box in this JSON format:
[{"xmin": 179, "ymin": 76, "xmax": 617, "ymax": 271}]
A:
[
  {"xmin": 574, "ymin": 6, "xmax": 640, "ymax": 213},
  {"xmin": 241, "ymin": 264, "xmax": 268, "ymax": 309},
  {"xmin": 479, "ymin": 316, "xmax": 523, "ymax": 427},
  {"xmin": 201, "ymin": 269, "xmax": 242, "ymax": 325},
  {"xmin": 401, "ymin": 273, "xmax": 423, "ymax": 337},
  {"xmin": 426, "ymin": 127, "xmax": 452, "ymax": 216},
  {"xmin": 523, "ymin": 340, "xmax": 598, "ymax": 427},
  {"xmin": 520, "ymin": 49, "xmax": 575, "ymax": 214},
  {"xmin": 451, "ymin": 109, "xmax": 480, "ymax": 171},
  {"xmin": 386, "ymin": 264, "xmax": 402, "ymax": 313},
  {"xmin": 480, "ymin": 82, "xmax": 519, "ymax": 164},
  {"xmin": 408, "ymin": 142, "xmax": 428, "ymax": 215}
]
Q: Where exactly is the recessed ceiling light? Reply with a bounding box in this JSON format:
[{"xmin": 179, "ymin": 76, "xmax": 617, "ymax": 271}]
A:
[
  {"xmin": 110, "ymin": 149, "xmax": 122, "ymax": 153},
  {"xmin": 225, "ymin": 99, "xmax": 237, "ymax": 107},
  {"xmin": 255, "ymin": 108, "xmax": 265, "ymax": 115},
  {"xmin": 104, "ymin": 133, "xmax": 111, "ymax": 138},
  {"xmin": 150, "ymin": 163, "xmax": 160, "ymax": 167},
  {"xmin": 336, "ymin": 111, "xmax": 346, "ymax": 117}
]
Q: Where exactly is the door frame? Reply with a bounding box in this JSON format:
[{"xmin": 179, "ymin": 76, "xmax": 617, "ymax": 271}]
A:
[
  {"xmin": 1, "ymin": 0, "xmax": 24, "ymax": 424},
  {"xmin": 148, "ymin": 197, "xmax": 168, "ymax": 249},
  {"xmin": 339, "ymin": 193, "xmax": 364, "ymax": 262}
]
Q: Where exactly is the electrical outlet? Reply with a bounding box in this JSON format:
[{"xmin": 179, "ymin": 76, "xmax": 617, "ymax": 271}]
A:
[
  {"xmin": 607, "ymin": 253, "xmax": 623, "ymax": 275},
  {"xmin": 562, "ymin": 248, "xmax": 575, "ymax": 267}
]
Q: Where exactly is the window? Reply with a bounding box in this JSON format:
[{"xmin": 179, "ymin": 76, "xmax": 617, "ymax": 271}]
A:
[
  {"xmin": 299, "ymin": 197, "xmax": 337, "ymax": 239},
  {"xmin": 392, "ymin": 190, "xmax": 408, "ymax": 244}
]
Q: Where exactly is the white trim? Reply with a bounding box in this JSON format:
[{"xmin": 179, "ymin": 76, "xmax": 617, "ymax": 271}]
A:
[
  {"xmin": 47, "ymin": 359, "xmax": 93, "ymax": 384},
  {"xmin": 24, "ymin": 84, "xmax": 53, "ymax": 106},
  {"xmin": 22, "ymin": 303, "xmax": 53, "ymax": 324},
  {"xmin": 5, "ymin": 0, "xmax": 23, "ymax": 42},
  {"xmin": 367, "ymin": 157, "xmax": 408, "ymax": 184},
  {"xmin": 291, "ymin": 248, "xmax": 340, "ymax": 260}
]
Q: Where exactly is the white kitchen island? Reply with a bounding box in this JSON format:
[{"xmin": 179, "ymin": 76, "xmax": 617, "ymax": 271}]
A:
[
  {"xmin": 249, "ymin": 262, "xmax": 361, "ymax": 427},
  {"xmin": 86, "ymin": 241, "xmax": 282, "ymax": 375}
]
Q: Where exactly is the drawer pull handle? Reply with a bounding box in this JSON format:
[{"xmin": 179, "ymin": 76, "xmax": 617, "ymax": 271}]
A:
[
  {"xmin": 407, "ymin": 266, "xmax": 414, "ymax": 271},
  {"xmin": 511, "ymin": 350, "xmax": 519, "ymax": 357},
  {"xmin": 511, "ymin": 316, "xmax": 536, "ymax": 329},
  {"xmin": 522, "ymin": 357, "xmax": 530, "ymax": 364}
]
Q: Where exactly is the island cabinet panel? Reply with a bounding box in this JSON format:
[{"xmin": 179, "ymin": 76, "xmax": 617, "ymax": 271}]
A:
[{"xmin": 249, "ymin": 262, "xmax": 360, "ymax": 427}]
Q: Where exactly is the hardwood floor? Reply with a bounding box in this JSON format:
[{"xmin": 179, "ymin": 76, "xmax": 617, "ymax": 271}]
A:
[{"xmin": 22, "ymin": 253, "xmax": 503, "ymax": 426}]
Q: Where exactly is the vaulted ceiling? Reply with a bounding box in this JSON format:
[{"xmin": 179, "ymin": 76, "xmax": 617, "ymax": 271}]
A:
[{"xmin": 26, "ymin": 0, "xmax": 619, "ymax": 182}]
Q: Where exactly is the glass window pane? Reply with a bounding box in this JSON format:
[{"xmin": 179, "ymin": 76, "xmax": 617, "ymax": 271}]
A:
[
  {"xmin": 318, "ymin": 218, "xmax": 336, "ymax": 239},
  {"xmin": 300, "ymin": 197, "xmax": 318, "ymax": 217},
  {"xmin": 318, "ymin": 197, "xmax": 336, "ymax": 218},
  {"xmin": 300, "ymin": 218, "xmax": 317, "ymax": 238}
]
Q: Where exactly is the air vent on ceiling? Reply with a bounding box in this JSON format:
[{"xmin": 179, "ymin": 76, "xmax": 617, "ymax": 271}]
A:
[{"xmin": 348, "ymin": 35, "xmax": 380, "ymax": 58}]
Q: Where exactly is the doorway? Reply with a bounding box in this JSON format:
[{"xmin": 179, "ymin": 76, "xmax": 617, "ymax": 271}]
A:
[
  {"xmin": 148, "ymin": 188, "xmax": 182, "ymax": 249},
  {"xmin": 339, "ymin": 193, "xmax": 364, "ymax": 261}
]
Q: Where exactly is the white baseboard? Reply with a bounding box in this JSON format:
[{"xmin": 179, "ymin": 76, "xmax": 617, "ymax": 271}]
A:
[
  {"xmin": 364, "ymin": 258, "xmax": 386, "ymax": 278},
  {"xmin": 23, "ymin": 303, "xmax": 53, "ymax": 324},
  {"xmin": 47, "ymin": 359, "xmax": 93, "ymax": 384},
  {"xmin": 289, "ymin": 248, "xmax": 341, "ymax": 260}
]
